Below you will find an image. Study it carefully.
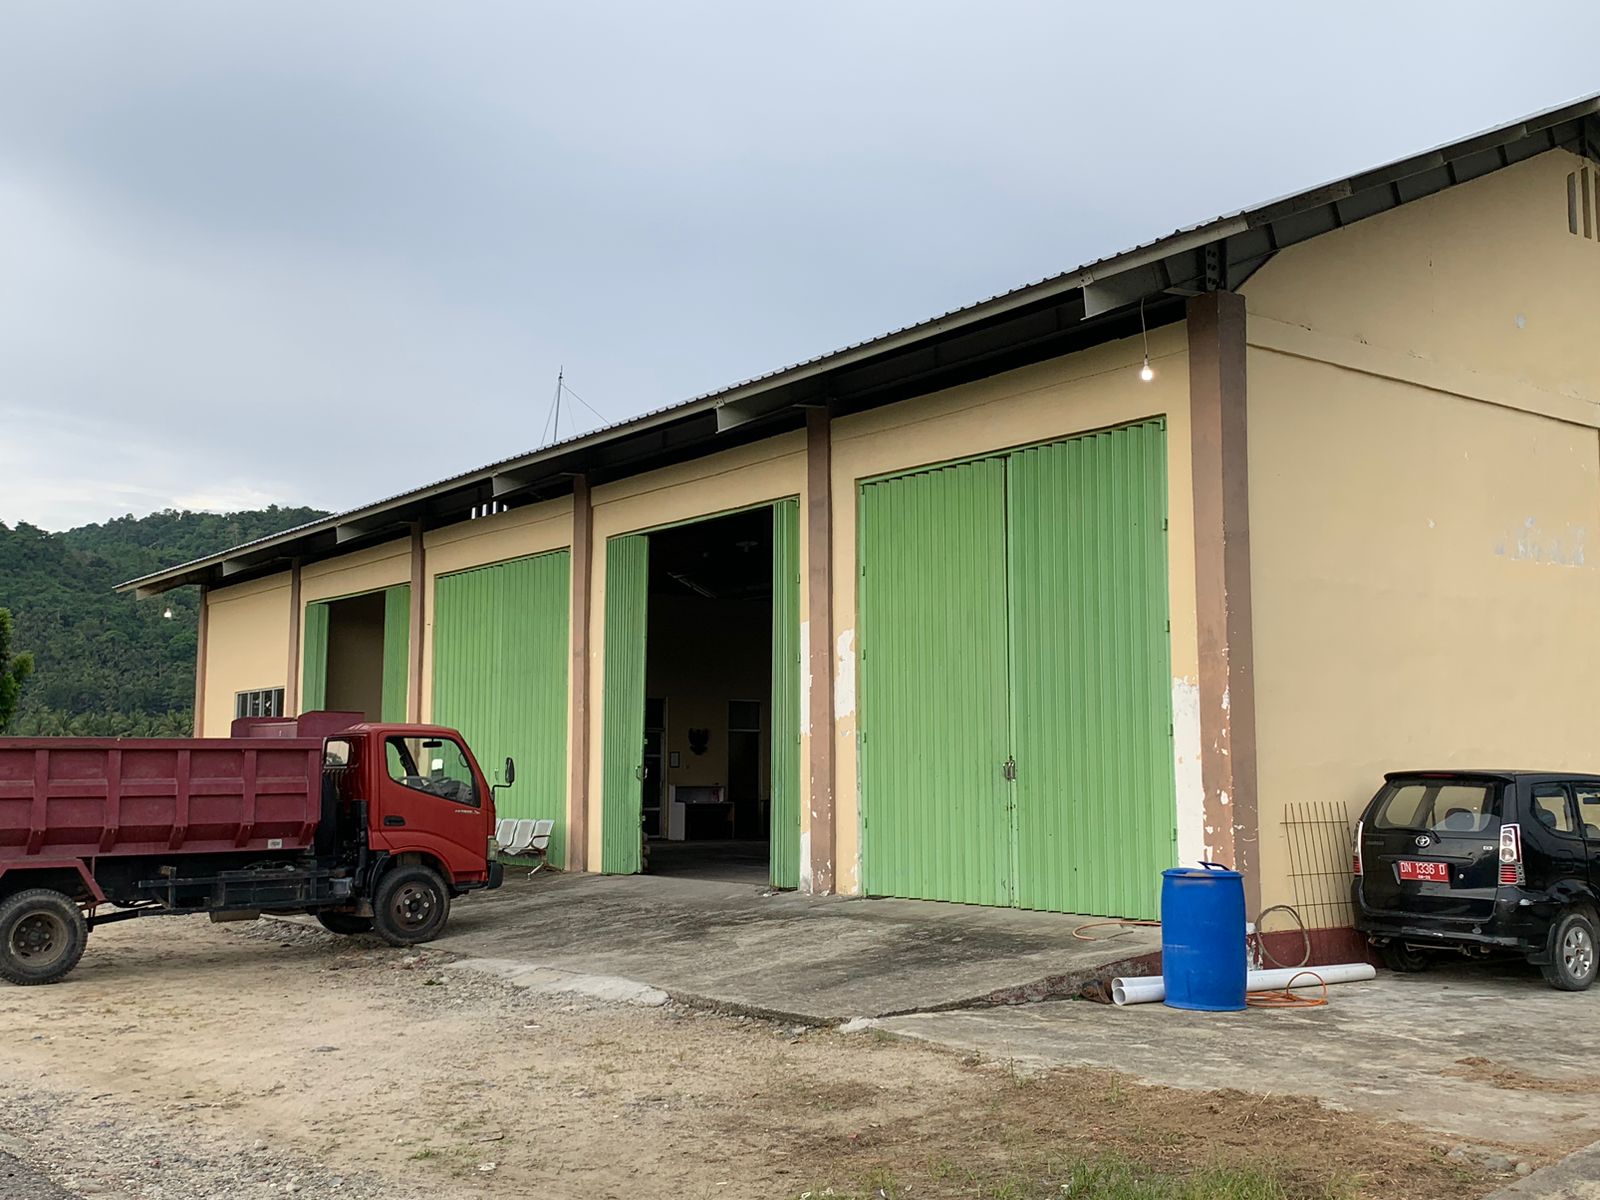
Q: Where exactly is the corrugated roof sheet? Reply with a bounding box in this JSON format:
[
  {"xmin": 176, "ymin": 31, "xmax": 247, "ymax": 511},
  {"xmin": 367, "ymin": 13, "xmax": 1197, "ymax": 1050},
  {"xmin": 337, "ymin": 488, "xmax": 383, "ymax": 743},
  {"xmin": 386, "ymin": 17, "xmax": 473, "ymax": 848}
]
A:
[{"xmin": 122, "ymin": 91, "xmax": 1600, "ymax": 594}]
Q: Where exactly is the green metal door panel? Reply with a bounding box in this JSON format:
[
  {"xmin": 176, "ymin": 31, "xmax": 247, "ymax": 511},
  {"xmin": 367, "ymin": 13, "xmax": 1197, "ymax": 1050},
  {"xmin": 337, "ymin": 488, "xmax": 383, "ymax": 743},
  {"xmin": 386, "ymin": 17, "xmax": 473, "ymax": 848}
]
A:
[
  {"xmin": 859, "ymin": 459, "xmax": 1013, "ymax": 906},
  {"xmin": 599, "ymin": 534, "xmax": 649, "ymax": 875},
  {"xmin": 380, "ymin": 584, "xmax": 411, "ymax": 722},
  {"xmin": 301, "ymin": 601, "xmax": 329, "ymax": 712},
  {"xmin": 1008, "ymin": 419, "xmax": 1174, "ymax": 919},
  {"xmin": 432, "ymin": 551, "xmax": 572, "ymax": 866},
  {"xmin": 769, "ymin": 498, "xmax": 802, "ymax": 888}
]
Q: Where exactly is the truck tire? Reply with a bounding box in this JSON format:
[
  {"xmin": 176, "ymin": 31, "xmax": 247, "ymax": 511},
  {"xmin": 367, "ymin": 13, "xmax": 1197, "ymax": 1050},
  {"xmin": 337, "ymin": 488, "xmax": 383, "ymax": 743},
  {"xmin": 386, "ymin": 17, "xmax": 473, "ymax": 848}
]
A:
[
  {"xmin": 1540, "ymin": 910, "xmax": 1598, "ymax": 992},
  {"xmin": 0, "ymin": 889, "xmax": 89, "ymax": 986},
  {"xmin": 316, "ymin": 912, "xmax": 374, "ymax": 936},
  {"xmin": 371, "ymin": 866, "xmax": 451, "ymax": 947}
]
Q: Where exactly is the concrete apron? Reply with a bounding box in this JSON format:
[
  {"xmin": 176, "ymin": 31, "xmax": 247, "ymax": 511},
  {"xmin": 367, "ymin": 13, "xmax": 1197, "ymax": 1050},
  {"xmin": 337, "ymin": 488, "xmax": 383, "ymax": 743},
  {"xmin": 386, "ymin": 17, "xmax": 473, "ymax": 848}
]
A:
[
  {"xmin": 431, "ymin": 871, "xmax": 1161, "ymax": 1024},
  {"xmin": 878, "ymin": 964, "xmax": 1600, "ymax": 1151}
]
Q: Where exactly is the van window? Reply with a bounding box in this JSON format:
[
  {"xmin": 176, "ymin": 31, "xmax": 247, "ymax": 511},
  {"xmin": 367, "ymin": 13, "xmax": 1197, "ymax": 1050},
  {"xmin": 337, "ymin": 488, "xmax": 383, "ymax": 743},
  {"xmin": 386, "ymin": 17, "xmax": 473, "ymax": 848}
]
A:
[
  {"xmin": 1576, "ymin": 788, "xmax": 1600, "ymax": 839},
  {"xmin": 1530, "ymin": 784, "xmax": 1578, "ymax": 837},
  {"xmin": 1372, "ymin": 780, "xmax": 1500, "ymax": 834}
]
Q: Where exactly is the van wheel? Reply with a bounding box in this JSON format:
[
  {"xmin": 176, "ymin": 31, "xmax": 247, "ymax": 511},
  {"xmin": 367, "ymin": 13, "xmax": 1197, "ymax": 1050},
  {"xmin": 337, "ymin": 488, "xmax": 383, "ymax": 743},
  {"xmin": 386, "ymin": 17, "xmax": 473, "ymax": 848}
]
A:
[
  {"xmin": 1380, "ymin": 942, "xmax": 1430, "ymax": 973},
  {"xmin": 1540, "ymin": 911, "xmax": 1598, "ymax": 992},
  {"xmin": 0, "ymin": 889, "xmax": 89, "ymax": 986},
  {"xmin": 371, "ymin": 866, "xmax": 451, "ymax": 947},
  {"xmin": 316, "ymin": 912, "xmax": 374, "ymax": 936}
]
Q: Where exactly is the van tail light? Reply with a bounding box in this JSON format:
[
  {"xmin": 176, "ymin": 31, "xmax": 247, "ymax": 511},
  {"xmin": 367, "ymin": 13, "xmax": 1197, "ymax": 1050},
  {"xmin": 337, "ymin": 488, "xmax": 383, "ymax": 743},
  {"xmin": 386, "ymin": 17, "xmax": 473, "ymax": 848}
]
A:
[
  {"xmin": 1498, "ymin": 823, "xmax": 1524, "ymax": 887},
  {"xmin": 1352, "ymin": 820, "xmax": 1364, "ymax": 877}
]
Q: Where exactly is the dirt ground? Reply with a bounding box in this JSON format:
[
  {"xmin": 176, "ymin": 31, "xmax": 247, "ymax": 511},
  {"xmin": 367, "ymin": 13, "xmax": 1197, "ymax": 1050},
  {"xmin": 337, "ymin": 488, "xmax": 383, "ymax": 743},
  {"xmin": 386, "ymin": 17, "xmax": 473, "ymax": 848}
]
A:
[{"xmin": 0, "ymin": 917, "xmax": 1530, "ymax": 1200}]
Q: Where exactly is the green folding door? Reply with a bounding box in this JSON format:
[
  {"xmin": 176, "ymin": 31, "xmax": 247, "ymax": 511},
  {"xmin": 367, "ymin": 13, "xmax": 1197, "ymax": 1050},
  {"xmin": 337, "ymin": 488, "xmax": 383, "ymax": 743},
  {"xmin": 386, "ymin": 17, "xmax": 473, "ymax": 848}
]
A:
[
  {"xmin": 769, "ymin": 498, "xmax": 802, "ymax": 888},
  {"xmin": 1008, "ymin": 423, "xmax": 1173, "ymax": 917},
  {"xmin": 432, "ymin": 552, "xmax": 571, "ymax": 867},
  {"xmin": 301, "ymin": 601, "xmax": 329, "ymax": 711},
  {"xmin": 858, "ymin": 419, "xmax": 1174, "ymax": 919},
  {"xmin": 380, "ymin": 584, "xmax": 410, "ymax": 722},
  {"xmin": 599, "ymin": 534, "xmax": 649, "ymax": 874},
  {"xmin": 858, "ymin": 459, "xmax": 1014, "ymax": 906}
]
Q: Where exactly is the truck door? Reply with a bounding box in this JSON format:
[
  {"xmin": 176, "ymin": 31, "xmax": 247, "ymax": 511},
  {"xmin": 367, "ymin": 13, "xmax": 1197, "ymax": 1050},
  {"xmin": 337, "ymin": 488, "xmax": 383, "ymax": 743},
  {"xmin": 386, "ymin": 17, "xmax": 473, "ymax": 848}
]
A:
[{"xmin": 375, "ymin": 734, "xmax": 492, "ymax": 881}]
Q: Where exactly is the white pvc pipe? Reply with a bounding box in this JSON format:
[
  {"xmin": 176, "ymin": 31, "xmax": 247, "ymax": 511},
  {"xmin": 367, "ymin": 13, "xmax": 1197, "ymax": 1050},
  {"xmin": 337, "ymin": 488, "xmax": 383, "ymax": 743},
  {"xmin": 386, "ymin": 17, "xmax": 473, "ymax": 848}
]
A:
[{"xmin": 1110, "ymin": 962, "xmax": 1376, "ymax": 1006}]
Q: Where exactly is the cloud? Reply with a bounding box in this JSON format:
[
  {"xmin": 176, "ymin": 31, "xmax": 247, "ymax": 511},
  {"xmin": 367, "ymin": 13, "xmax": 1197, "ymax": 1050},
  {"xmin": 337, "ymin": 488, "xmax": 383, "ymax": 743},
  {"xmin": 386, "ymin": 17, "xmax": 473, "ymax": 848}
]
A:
[{"xmin": 1, "ymin": 0, "xmax": 1597, "ymax": 531}]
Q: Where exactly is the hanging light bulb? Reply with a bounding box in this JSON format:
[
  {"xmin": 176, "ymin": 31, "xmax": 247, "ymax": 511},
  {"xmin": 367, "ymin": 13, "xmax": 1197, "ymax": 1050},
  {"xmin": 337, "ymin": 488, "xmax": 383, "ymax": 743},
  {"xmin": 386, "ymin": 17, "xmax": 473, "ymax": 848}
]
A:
[{"xmin": 1137, "ymin": 296, "xmax": 1154, "ymax": 381}]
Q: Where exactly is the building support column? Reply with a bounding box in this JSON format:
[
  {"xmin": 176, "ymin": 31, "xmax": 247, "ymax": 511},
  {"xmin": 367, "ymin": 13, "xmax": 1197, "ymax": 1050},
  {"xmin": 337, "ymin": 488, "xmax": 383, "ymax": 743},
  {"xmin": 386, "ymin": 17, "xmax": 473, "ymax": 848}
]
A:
[
  {"xmin": 408, "ymin": 523, "xmax": 425, "ymax": 722},
  {"xmin": 567, "ymin": 474, "xmax": 594, "ymax": 873},
  {"xmin": 805, "ymin": 407, "xmax": 836, "ymax": 895},
  {"xmin": 285, "ymin": 560, "xmax": 302, "ymax": 716},
  {"xmin": 1188, "ymin": 290, "xmax": 1261, "ymax": 915},
  {"xmin": 193, "ymin": 585, "xmax": 210, "ymax": 736}
]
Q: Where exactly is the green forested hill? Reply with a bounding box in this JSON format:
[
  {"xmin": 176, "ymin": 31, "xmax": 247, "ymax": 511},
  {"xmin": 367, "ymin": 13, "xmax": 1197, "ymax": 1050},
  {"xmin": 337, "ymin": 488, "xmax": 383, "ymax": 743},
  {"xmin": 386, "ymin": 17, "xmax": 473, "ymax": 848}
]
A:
[{"xmin": 0, "ymin": 507, "xmax": 327, "ymax": 736}]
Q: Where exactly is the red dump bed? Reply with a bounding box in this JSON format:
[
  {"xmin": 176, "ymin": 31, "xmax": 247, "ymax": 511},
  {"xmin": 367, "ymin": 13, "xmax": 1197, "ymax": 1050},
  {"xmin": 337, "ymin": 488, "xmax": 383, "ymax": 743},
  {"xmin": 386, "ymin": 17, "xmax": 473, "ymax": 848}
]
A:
[{"xmin": 0, "ymin": 739, "xmax": 324, "ymax": 861}]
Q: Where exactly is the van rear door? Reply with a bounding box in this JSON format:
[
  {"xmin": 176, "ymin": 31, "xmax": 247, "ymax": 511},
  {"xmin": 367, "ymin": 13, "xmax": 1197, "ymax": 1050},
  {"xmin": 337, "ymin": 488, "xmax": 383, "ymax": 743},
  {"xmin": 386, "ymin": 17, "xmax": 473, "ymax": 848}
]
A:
[{"xmin": 1359, "ymin": 775, "xmax": 1503, "ymax": 921}]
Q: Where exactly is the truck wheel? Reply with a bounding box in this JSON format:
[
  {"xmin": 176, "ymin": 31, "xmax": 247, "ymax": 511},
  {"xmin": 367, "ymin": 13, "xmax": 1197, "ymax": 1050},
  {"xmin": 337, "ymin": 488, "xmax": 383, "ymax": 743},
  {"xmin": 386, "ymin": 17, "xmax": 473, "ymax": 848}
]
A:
[
  {"xmin": 316, "ymin": 912, "xmax": 374, "ymax": 936},
  {"xmin": 371, "ymin": 866, "xmax": 451, "ymax": 947},
  {"xmin": 1540, "ymin": 911, "xmax": 1598, "ymax": 992},
  {"xmin": 1380, "ymin": 942, "xmax": 1430, "ymax": 973},
  {"xmin": 0, "ymin": 889, "xmax": 89, "ymax": 986}
]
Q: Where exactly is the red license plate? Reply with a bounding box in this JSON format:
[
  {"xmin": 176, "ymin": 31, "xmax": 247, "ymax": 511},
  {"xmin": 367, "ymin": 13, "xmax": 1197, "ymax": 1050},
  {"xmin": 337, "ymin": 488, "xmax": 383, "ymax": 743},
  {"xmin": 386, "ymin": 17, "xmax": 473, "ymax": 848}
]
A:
[{"xmin": 1397, "ymin": 860, "xmax": 1451, "ymax": 883}]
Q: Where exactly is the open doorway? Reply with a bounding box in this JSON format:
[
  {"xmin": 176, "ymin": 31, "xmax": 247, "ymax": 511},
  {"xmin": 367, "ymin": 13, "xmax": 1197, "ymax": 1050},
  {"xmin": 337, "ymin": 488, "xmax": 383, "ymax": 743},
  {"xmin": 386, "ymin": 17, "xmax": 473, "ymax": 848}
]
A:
[
  {"xmin": 302, "ymin": 586, "xmax": 410, "ymax": 722},
  {"xmin": 643, "ymin": 507, "xmax": 774, "ymax": 884},
  {"xmin": 599, "ymin": 500, "xmax": 800, "ymax": 886}
]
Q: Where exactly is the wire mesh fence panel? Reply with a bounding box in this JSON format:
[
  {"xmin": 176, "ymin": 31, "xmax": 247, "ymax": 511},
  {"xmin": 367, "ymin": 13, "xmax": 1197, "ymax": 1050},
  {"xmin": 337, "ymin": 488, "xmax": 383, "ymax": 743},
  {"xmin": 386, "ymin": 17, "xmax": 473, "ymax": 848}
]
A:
[{"xmin": 1282, "ymin": 801, "xmax": 1356, "ymax": 929}]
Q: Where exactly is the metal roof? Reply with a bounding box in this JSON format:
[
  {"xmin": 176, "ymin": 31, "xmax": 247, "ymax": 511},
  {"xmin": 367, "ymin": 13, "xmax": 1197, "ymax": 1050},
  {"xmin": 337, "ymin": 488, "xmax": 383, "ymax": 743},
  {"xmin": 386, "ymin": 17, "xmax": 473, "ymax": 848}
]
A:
[{"xmin": 122, "ymin": 92, "xmax": 1600, "ymax": 597}]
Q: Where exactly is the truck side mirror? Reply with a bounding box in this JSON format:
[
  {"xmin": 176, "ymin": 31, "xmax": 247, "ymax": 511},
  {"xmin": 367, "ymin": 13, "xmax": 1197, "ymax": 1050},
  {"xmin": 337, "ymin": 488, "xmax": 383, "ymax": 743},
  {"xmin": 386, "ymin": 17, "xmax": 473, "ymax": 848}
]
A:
[{"xmin": 493, "ymin": 757, "xmax": 516, "ymax": 792}]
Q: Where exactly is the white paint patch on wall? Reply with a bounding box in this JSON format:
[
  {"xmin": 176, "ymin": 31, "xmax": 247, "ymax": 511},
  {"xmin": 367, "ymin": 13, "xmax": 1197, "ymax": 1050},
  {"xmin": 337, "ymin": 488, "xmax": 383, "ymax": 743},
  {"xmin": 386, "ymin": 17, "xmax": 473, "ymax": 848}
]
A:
[
  {"xmin": 798, "ymin": 829, "xmax": 813, "ymax": 893},
  {"xmin": 798, "ymin": 620, "xmax": 812, "ymax": 736},
  {"xmin": 834, "ymin": 628, "xmax": 856, "ymax": 719},
  {"xmin": 1494, "ymin": 517, "xmax": 1588, "ymax": 566},
  {"xmin": 1172, "ymin": 675, "xmax": 1206, "ymax": 868}
]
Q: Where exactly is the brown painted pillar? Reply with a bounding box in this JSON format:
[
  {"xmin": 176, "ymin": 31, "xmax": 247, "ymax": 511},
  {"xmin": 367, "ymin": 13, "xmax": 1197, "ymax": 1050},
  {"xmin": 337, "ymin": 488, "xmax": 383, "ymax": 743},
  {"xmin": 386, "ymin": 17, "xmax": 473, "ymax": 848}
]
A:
[
  {"xmin": 193, "ymin": 585, "xmax": 209, "ymax": 737},
  {"xmin": 285, "ymin": 559, "xmax": 302, "ymax": 715},
  {"xmin": 1188, "ymin": 290, "xmax": 1261, "ymax": 915},
  {"xmin": 408, "ymin": 523, "xmax": 425, "ymax": 721},
  {"xmin": 805, "ymin": 407, "xmax": 836, "ymax": 894},
  {"xmin": 567, "ymin": 474, "xmax": 594, "ymax": 873}
]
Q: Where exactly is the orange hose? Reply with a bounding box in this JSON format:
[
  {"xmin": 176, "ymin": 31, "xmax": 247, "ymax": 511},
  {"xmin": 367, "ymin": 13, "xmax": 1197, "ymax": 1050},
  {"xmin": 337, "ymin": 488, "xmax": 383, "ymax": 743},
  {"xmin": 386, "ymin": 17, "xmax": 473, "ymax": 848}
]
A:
[{"xmin": 1245, "ymin": 969, "xmax": 1329, "ymax": 1008}]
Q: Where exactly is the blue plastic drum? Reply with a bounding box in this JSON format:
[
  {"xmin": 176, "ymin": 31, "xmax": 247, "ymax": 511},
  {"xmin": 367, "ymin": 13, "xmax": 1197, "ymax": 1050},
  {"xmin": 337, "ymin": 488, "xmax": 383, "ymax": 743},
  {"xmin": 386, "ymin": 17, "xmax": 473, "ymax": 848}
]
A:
[{"xmin": 1161, "ymin": 863, "xmax": 1247, "ymax": 1011}]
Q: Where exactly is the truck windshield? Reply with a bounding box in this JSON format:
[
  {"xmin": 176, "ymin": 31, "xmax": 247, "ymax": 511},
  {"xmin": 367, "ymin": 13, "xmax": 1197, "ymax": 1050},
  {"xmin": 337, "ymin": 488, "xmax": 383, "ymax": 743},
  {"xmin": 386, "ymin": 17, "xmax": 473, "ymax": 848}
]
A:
[
  {"xmin": 386, "ymin": 736, "xmax": 479, "ymax": 807},
  {"xmin": 1371, "ymin": 779, "xmax": 1501, "ymax": 834}
]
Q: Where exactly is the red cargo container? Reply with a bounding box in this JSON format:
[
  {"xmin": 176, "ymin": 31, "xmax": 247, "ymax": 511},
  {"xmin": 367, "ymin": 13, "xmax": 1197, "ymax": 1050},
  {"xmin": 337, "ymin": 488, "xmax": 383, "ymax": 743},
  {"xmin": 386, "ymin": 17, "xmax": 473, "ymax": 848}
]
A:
[{"xmin": 0, "ymin": 739, "xmax": 323, "ymax": 861}]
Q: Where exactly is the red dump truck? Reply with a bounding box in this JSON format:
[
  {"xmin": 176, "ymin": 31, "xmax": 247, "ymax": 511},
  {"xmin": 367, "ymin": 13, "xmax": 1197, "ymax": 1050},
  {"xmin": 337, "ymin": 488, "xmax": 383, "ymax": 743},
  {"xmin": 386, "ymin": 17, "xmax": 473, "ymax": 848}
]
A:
[{"xmin": 0, "ymin": 713, "xmax": 509, "ymax": 985}]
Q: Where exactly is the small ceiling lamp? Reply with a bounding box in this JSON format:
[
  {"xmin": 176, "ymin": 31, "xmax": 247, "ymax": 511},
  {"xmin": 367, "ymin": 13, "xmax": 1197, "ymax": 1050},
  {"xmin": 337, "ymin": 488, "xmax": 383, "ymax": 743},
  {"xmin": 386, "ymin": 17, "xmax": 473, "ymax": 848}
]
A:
[{"xmin": 1138, "ymin": 297, "xmax": 1155, "ymax": 382}]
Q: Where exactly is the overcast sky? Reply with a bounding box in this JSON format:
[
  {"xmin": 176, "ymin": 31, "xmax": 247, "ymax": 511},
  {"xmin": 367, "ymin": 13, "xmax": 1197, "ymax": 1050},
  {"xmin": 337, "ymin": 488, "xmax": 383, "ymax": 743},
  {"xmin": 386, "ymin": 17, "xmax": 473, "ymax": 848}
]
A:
[{"xmin": 2, "ymin": 3, "xmax": 1597, "ymax": 531}]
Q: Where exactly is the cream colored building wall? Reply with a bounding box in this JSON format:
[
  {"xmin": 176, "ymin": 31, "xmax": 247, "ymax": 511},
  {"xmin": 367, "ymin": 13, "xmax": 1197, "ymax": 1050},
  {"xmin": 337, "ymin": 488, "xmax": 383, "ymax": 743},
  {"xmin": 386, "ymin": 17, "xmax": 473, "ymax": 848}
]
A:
[
  {"xmin": 1242, "ymin": 149, "xmax": 1600, "ymax": 913},
  {"xmin": 201, "ymin": 573, "xmax": 292, "ymax": 736},
  {"xmin": 299, "ymin": 539, "xmax": 410, "ymax": 606},
  {"xmin": 584, "ymin": 433, "xmax": 808, "ymax": 870},
  {"xmin": 829, "ymin": 325, "xmax": 1199, "ymax": 895}
]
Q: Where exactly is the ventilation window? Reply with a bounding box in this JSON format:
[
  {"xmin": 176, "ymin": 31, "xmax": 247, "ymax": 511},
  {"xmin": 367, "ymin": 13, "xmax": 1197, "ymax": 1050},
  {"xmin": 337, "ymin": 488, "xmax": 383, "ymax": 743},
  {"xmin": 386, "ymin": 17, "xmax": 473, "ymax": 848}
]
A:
[
  {"xmin": 235, "ymin": 687, "xmax": 286, "ymax": 718},
  {"xmin": 1568, "ymin": 165, "xmax": 1600, "ymax": 240}
]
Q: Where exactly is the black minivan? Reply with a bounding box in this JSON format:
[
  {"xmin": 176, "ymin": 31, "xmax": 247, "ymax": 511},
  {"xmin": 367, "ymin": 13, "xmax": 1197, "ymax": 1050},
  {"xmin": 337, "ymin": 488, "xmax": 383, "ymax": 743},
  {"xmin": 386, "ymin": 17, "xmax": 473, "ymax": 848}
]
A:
[{"xmin": 1352, "ymin": 770, "xmax": 1600, "ymax": 991}]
